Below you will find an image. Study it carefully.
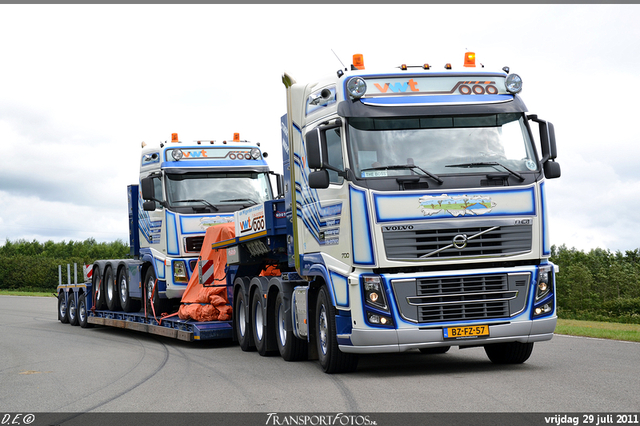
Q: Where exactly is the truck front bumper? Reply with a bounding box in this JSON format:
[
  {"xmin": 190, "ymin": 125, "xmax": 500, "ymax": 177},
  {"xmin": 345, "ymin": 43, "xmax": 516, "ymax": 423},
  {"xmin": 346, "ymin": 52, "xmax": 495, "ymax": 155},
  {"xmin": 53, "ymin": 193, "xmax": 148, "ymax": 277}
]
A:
[{"xmin": 338, "ymin": 315, "xmax": 557, "ymax": 354}]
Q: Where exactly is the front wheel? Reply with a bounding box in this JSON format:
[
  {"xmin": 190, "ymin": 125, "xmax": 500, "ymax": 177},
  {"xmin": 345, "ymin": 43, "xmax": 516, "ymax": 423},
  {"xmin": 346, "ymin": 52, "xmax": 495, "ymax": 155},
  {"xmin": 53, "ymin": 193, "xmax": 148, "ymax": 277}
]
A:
[
  {"xmin": 144, "ymin": 268, "xmax": 171, "ymax": 317},
  {"xmin": 275, "ymin": 292, "xmax": 307, "ymax": 361},
  {"xmin": 316, "ymin": 286, "xmax": 358, "ymax": 374},
  {"xmin": 484, "ymin": 342, "xmax": 534, "ymax": 364},
  {"xmin": 58, "ymin": 292, "xmax": 68, "ymax": 324}
]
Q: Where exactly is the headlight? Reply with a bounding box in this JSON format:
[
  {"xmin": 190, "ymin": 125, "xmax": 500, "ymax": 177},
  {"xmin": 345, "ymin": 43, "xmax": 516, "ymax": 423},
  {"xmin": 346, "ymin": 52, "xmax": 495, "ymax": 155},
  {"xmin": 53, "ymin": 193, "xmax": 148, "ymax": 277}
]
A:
[
  {"xmin": 250, "ymin": 148, "xmax": 261, "ymax": 160},
  {"xmin": 505, "ymin": 73, "xmax": 523, "ymax": 94},
  {"xmin": 173, "ymin": 260, "xmax": 188, "ymax": 283},
  {"xmin": 535, "ymin": 265, "xmax": 553, "ymax": 302},
  {"xmin": 363, "ymin": 276, "xmax": 388, "ymax": 311},
  {"xmin": 346, "ymin": 77, "xmax": 367, "ymax": 99},
  {"xmin": 171, "ymin": 149, "xmax": 184, "ymax": 161}
]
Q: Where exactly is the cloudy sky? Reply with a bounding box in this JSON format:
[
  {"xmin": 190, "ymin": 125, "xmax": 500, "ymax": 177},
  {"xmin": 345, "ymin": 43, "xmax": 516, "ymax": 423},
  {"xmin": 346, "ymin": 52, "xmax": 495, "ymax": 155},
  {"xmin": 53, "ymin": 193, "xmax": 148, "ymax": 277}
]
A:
[{"xmin": 1, "ymin": 4, "xmax": 639, "ymax": 253}]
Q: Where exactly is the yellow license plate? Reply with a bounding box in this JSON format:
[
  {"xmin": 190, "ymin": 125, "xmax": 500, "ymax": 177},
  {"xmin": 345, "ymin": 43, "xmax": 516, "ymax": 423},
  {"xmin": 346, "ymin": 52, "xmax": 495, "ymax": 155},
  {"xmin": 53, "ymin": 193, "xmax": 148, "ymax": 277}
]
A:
[{"xmin": 444, "ymin": 325, "xmax": 489, "ymax": 339}]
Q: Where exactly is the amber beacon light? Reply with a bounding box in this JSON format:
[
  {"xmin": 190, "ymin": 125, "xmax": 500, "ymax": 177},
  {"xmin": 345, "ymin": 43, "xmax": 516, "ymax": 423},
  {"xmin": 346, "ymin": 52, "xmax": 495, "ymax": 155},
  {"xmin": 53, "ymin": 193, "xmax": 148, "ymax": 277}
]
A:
[
  {"xmin": 464, "ymin": 52, "xmax": 476, "ymax": 67},
  {"xmin": 353, "ymin": 54, "xmax": 365, "ymax": 70}
]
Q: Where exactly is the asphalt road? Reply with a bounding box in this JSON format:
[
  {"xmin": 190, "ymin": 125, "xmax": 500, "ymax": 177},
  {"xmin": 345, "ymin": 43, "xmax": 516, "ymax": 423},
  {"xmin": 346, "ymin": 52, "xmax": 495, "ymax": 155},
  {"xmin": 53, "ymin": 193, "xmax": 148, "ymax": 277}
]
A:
[{"xmin": 2, "ymin": 295, "xmax": 639, "ymax": 415}]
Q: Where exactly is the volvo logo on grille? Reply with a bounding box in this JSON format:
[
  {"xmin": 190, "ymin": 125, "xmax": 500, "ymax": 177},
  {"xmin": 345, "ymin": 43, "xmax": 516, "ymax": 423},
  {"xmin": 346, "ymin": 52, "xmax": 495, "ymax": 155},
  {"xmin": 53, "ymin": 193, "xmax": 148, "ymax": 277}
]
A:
[
  {"xmin": 383, "ymin": 225, "xmax": 414, "ymax": 231},
  {"xmin": 452, "ymin": 234, "xmax": 468, "ymax": 250}
]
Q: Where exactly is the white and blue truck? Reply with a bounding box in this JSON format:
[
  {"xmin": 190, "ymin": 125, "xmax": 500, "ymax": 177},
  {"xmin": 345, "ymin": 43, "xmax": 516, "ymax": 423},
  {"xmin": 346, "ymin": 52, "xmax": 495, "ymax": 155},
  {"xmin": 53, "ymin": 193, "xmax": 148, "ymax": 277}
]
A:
[{"xmin": 58, "ymin": 52, "xmax": 561, "ymax": 373}]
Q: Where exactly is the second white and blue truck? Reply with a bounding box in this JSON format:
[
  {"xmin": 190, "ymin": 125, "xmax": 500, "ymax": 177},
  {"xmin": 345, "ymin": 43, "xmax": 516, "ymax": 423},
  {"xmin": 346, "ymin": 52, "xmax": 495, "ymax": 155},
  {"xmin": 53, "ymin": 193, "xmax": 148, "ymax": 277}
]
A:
[{"xmin": 58, "ymin": 52, "xmax": 561, "ymax": 373}]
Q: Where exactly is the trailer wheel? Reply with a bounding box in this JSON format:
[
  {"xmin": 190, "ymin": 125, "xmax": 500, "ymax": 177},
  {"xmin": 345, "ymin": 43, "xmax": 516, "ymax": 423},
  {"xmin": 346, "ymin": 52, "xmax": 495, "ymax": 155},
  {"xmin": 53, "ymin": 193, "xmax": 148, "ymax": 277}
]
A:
[
  {"xmin": 251, "ymin": 291, "xmax": 272, "ymax": 356},
  {"xmin": 275, "ymin": 292, "xmax": 307, "ymax": 361},
  {"xmin": 78, "ymin": 293, "xmax": 92, "ymax": 328},
  {"xmin": 92, "ymin": 265, "xmax": 106, "ymax": 310},
  {"xmin": 484, "ymin": 342, "xmax": 534, "ymax": 364},
  {"xmin": 234, "ymin": 288, "xmax": 255, "ymax": 351},
  {"xmin": 68, "ymin": 291, "xmax": 79, "ymax": 326},
  {"xmin": 105, "ymin": 267, "xmax": 122, "ymax": 311},
  {"xmin": 419, "ymin": 346, "xmax": 450, "ymax": 355},
  {"xmin": 118, "ymin": 267, "xmax": 140, "ymax": 313},
  {"xmin": 316, "ymin": 286, "xmax": 358, "ymax": 374},
  {"xmin": 58, "ymin": 292, "xmax": 68, "ymax": 324}
]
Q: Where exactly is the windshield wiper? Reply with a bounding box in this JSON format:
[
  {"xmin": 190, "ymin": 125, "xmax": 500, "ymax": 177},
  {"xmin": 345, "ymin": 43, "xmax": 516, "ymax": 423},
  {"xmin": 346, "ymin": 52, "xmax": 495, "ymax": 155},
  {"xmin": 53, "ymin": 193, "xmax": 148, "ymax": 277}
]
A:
[
  {"xmin": 360, "ymin": 164, "xmax": 443, "ymax": 184},
  {"xmin": 445, "ymin": 162, "xmax": 524, "ymax": 181},
  {"xmin": 219, "ymin": 198, "xmax": 259, "ymax": 207},
  {"xmin": 173, "ymin": 199, "xmax": 219, "ymax": 211}
]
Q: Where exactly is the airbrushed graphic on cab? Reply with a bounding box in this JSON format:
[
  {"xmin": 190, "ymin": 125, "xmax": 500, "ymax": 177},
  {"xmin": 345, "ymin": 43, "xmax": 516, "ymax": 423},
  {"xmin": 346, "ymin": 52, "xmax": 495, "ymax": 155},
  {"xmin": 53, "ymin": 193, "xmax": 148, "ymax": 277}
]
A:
[{"xmin": 419, "ymin": 194, "xmax": 497, "ymax": 217}]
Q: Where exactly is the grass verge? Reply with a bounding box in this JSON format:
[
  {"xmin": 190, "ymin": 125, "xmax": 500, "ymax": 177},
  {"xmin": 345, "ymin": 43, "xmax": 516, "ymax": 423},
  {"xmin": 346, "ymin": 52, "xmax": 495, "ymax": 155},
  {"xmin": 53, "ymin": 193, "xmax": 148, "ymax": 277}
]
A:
[
  {"xmin": 556, "ymin": 319, "xmax": 640, "ymax": 343},
  {"xmin": 0, "ymin": 290, "xmax": 55, "ymax": 297}
]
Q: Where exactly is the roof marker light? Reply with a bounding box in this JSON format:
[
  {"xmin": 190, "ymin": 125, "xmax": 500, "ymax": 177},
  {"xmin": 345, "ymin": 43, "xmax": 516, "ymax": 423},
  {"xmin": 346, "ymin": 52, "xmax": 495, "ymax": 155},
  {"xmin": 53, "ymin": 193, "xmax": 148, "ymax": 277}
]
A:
[
  {"xmin": 352, "ymin": 54, "xmax": 365, "ymax": 70},
  {"xmin": 445, "ymin": 63, "xmax": 452, "ymax": 70},
  {"xmin": 400, "ymin": 64, "xmax": 408, "ymax": 71},
  {"xmin": 423, "ymin": 64, "xmax": 430, "ymax": 70},
  {"xmin": 464, "ymin": 52, "xmax": 476, "ymax": 67}
]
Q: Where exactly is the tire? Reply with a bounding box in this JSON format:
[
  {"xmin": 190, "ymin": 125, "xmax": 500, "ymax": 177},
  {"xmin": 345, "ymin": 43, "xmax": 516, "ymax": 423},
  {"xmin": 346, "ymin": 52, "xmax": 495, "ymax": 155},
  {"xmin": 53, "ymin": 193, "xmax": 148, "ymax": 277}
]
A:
[
  {"xmin": 234, "ymin": 288, "xmax": 255, "ymax": 351},
  {"xmin": 275, "ymin": 292, "xmax": 307, "ymax": 361},
  {"xmin": 78, "ymin": 293, "xmax": 92, "ymax": 328},
  {"xmin": 68, "ymin": 292, "xmax": 79, "ymax": 326},
  {"xmin": 105, "ymin": 267, "xmax": 121, "ymax": 311},
  {"xmin": 252, "ymin": 291, "xmax": 275, "ymax": 356},
  {"xmin": 58, "ymin": 292, "xmax": 68, "ymax": 324},
  {"xmin": 144, "ymin": 267, "xmax": 171, "ymax": 317},
  {"xmin": 118, "ymin": 267, "xmax": 140, "ymax": 313},
  {"xmin": 484, "ymin": 342, "xmax": 534, "ymax": 364},
  {"xmin": 92, "ymin": 265, "xmax": 106, "ymax": 310},
  {"xmin": 419, "ymin": 346, "xmax": 450, "ymax": 355},
  {"xmin": 316, "ymin": 286, "xmax": 358, "ymax": 373}
]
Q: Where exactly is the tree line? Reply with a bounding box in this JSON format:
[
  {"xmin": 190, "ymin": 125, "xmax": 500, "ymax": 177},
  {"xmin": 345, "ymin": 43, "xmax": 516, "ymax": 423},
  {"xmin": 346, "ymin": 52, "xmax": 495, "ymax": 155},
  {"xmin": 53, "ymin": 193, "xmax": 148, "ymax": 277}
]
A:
[
  {"xmin": 0, "ymin": 238, "xmax": 130, "ymax": 292},
  {"xmin": 1, "ymin": 238, "xmax": 639, "ymax": 323}
]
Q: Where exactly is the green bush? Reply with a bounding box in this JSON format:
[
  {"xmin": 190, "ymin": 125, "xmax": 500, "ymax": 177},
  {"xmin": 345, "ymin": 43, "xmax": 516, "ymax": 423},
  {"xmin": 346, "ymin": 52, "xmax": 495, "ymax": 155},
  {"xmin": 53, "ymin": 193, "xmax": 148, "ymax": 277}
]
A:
[{"xmin": 0, "ymin": 238, "xmax": 130, "ymax": 292}]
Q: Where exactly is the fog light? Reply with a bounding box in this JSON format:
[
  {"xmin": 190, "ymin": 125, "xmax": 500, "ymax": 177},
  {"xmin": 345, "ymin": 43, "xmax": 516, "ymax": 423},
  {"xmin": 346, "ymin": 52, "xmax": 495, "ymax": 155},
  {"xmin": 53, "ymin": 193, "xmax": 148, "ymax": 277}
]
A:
[
  {"xmin": 250, "ymin": 148, "xmax": 261, "ymax": 159},
  {"xmin": 367, "ymin": 312, "xmax": 394, "ymax": 327},
  {"xmin": 347, "ymin": 77, "xmax": 367, "ymax": 99},
  {"xmin": 505, "ymin": 73, "xmax": 523, "ymax": 93},
  {"xmin": 172, "ymin": 149, "xmax": 184, "ymax": 161}
]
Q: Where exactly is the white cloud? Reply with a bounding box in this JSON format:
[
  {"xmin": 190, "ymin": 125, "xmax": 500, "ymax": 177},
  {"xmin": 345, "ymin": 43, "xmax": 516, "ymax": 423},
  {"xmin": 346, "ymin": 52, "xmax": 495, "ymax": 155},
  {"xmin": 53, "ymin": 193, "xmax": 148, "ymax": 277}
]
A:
[{"xmin": 0, "ymin": 4, "xmax": 639, "ymax": 251}]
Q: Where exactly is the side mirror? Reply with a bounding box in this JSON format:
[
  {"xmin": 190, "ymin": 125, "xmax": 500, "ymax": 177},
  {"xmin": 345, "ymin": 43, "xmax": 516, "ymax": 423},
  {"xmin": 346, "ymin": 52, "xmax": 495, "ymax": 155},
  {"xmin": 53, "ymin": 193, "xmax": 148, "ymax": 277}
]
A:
[
  {"xmin": 306, "ymin": 128, "xmax": 326, "ymax": 169},
  {"xmin": 140, "ymin": 177, "xmax": 155, "ymax": 200},
  {"xmin": 544, "ymin": 161, "xmax": 561, "ymax": 179},
  {"xmin": 143, "ymin": 201, "xmax": 157, "ymax": 211},
  {"xmin": 309, "ymin": 170, "xmax": 330, "ymax": 189}
]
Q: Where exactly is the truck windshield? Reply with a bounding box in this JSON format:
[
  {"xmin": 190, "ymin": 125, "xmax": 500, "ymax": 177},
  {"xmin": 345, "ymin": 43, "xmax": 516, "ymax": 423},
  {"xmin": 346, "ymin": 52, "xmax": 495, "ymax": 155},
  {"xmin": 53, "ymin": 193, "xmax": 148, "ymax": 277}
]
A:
[
  {"xmin": 347, "ymin": 113, "xmax": 538, "ymax": 179},
  {"xmin": 165, "ymin": 172, "xmax": 273, "ymax": 213}
]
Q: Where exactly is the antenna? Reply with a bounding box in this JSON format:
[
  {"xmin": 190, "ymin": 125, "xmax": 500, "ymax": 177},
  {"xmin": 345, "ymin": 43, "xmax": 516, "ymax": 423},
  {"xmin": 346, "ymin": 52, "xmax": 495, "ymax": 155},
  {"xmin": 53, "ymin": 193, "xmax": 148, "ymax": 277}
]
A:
[{"xmin": 331, "ymin": 49, "xmax": 347, "ymax": 71}]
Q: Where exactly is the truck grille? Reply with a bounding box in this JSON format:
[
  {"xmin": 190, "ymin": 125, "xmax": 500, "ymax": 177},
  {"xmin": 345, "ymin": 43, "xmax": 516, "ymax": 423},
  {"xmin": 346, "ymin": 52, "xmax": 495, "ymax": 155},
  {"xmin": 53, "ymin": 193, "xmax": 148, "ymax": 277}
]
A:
[
  {"xmin": 392, "ymin": 273, "xmax": 529, "ymax": 323},
  {"xmin": 185, "ymin": 236, "xmax": 204, "ymax": 253},
  {"xmin": 383, "ymin": 224, "xmax": 531, "ymax": 260}
]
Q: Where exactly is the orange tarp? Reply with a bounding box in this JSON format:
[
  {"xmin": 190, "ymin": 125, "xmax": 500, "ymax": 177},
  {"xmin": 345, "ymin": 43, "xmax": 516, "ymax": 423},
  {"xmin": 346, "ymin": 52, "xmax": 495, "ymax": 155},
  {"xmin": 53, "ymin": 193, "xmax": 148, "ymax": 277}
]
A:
[{"xmin": 178, "ymin": 222, "xmax": 235, "ymax": 322}]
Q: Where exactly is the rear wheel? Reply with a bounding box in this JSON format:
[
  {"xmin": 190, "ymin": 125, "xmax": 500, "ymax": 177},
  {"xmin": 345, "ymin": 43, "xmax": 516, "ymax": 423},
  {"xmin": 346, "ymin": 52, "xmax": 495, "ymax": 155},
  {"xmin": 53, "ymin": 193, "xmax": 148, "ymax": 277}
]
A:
[
  {"xmin": 252, "ymin": 291, "xmax": 275, "ymax": 356},
  {"xmin": 316, "ymin": 286, "xmax": 358, "ymax": 373},
  {"xmin": 118, "ymin": 267, "xmax": 140, "ymax": 313},
  {"xmin": 92, "ymin": 265, "xmax": 106, "ymax": 310},
  {"xmin": 78, "ymin": 293, "xmax": 92, "ymax": 328},
  {"xmin": 234, "ymin": 288, "xmax": 255, "ymax": 351},
  {"xmin": 275, "ymin": 292, "xmax": 307, "ymax": 361},
  {"xmin": 58, "ymin": 292, "xmax": 68, "ymax": 324},
  {"xmin": 484, "ymin": 342, "xmax": 534, "ymax": 364},
  {"xmin": 68, "ymin": 292, "xmax": 79, "ymax": 326},
  {"xmin": 105, "ymin": 267, "xmax": 121, "ymax": 311}
]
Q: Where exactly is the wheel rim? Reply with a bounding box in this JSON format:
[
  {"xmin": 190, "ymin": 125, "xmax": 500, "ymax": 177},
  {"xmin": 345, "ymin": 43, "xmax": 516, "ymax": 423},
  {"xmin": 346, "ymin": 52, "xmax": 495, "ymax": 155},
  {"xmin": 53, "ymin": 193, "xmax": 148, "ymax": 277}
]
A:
[
  {"xmin": 238, "ymin": 298, "xmax": 246, "ymax": 337},
  {"xmin": 277, "ymin": 302, "xmax": 287, "ymax": 347},
  {"xmin": 79, "ymin": 298, "xmax": 86, "ymax": 323},
  {"xmin": 147, "ymin": 277, "xmax": 154, "ymax": 302},
  {"xmin": 68, "ymin": 297, "xmax": 76, "ymax": 320},
  {"xmin": 318, "ymin": 304, "xmax": 328, "ymax": 355},
  {"xmin": 59, "ymin": 297, "xmax": 67, "ymax": 318},
  {"xmin": 254, "ymin": 301, "xmax": 263, "ymax": 341},
  {"xmin": 120, "ymin": 275, "xmax": 127, "ymax": 302},
  {"xmin": 107, "ymin": 273, "xmax": 114, "ymax": 300}
]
